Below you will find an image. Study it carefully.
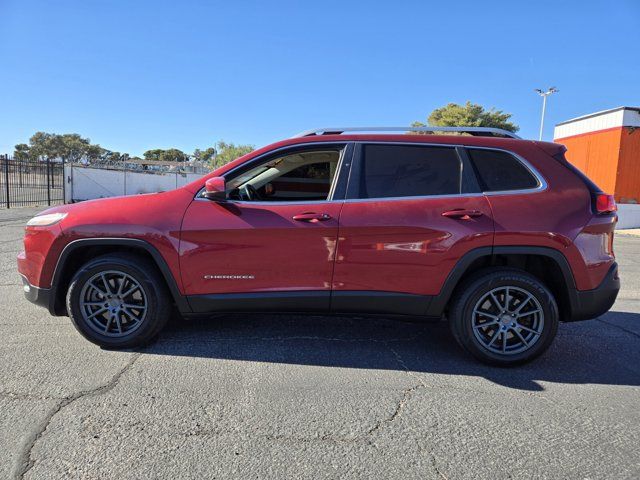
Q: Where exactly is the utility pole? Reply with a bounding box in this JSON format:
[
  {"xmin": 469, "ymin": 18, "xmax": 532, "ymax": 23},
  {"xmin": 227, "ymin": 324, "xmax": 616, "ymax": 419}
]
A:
[{"xmin": 535, "ymin": 87, "xmax": 559, "ymax": 141}]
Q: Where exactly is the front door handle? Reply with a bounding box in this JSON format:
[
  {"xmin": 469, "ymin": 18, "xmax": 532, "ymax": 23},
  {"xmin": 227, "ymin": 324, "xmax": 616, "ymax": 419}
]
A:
[
  {"xmin": 292, "ymin": 212, "xmax": 332, "ymax": 222},
  {"xmin": 441, "ymin": 209, "xmax": 483, "ymax": 220}
]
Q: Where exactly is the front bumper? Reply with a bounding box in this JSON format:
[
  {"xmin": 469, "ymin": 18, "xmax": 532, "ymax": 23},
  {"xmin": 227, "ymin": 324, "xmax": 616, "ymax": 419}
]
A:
[
  {"xmin": 567, "ymin": 262, "xmax": 620, "ymax": 322},
  {"xmin": 20, "ymin": 274, "xmax": 54, "ymax": 313}
]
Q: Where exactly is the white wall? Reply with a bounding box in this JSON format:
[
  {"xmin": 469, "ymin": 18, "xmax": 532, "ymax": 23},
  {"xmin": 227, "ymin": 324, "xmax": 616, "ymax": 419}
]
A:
[
  {"xmin": 617, "ymin": 204, "xmax": 640, "ymax": 230},
  {"xmin": 65, "ymin": 165, "xmax": 204, "ymax": 202}
]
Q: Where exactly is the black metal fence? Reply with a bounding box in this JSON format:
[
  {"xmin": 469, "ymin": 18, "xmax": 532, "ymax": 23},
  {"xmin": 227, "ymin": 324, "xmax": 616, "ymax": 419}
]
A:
[{"xmin": 0, "ymin": 155, "xmax": 64, "ymax": 208}]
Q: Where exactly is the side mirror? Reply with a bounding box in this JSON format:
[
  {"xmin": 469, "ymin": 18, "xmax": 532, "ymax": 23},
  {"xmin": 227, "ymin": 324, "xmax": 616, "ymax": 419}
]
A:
[{"xmin": 203, "ymin": 177, "xmax": 227, "ymax": 202}]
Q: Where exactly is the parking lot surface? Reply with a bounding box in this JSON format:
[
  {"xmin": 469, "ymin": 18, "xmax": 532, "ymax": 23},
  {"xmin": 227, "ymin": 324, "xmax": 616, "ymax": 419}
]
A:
[{"xmin": 1, "ymin": 207, "xmax": 639, "ymax": 479}]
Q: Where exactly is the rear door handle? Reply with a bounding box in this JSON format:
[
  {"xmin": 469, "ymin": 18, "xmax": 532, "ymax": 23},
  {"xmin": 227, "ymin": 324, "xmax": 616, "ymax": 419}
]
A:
[
  {"xmin": 441, "ymin": 209, "xmax": 483, "ymax": 220},
  {"xmin": 292, "ymin": 212, "xmax": 332, "ymax": 222}
]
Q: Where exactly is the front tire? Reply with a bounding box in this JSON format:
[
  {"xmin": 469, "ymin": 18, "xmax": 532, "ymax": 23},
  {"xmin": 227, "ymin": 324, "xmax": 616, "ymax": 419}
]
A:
[
  {"xmin": 449, "ymin": 268, "xmax": 559, "ymax": 366},
  {"xmin": 66, "ymin": 253, "xmax": 170, "ymax": 348}
]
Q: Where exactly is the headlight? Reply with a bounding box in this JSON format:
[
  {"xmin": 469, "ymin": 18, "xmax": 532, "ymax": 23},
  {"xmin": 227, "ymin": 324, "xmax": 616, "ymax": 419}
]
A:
[{"xmin": 26, "ymin": 212, "xmax": 68, "ymax": 227}]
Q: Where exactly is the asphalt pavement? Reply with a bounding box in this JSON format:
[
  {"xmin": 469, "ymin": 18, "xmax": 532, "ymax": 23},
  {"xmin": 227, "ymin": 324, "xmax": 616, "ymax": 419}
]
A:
[{"xmin": 1, "ymin": 207, "xmax": 639, "ymax": 479}]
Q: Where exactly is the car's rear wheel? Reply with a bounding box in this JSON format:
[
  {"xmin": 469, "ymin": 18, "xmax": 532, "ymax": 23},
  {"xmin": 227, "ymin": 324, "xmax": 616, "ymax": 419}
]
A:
[
  {"xmin": 66, "ymin": 254, "xmax": 170, "ymax": 348},
  {"xmin": 449, "ymin": 268, "xmax": 559, "ymax": 366}
]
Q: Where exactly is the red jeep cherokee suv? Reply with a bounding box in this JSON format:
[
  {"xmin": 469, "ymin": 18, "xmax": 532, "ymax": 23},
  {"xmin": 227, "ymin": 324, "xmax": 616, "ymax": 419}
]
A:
[{"xmin": 17, "ymin": 127, "xmax": 620, "ymax": 365}]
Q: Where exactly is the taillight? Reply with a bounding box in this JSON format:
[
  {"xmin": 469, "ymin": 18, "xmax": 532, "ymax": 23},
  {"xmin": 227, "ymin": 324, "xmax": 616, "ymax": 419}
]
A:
[{"xmin": 595, "ymin": 194, "xmax": 617, "ymax": 214}]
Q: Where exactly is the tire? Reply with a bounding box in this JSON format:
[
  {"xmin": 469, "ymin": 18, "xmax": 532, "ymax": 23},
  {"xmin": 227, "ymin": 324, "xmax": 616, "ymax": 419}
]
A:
[
  {"xmin": 449, "ymin": 268, "xmax": 559, "ymax": 366},
  {"xmin": 66, "ymin": 253, "xmax": 171, "ymax": 348}
]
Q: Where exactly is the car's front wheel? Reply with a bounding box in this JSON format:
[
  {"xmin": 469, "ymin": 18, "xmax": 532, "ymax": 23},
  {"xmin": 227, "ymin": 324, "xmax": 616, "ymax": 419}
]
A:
[
  {"xmin": 449, "ymin": 268, "xmax": 559, "ymax": 366},
  {"xmin": 66, "ymin": 253, "xmax": 170, "ymax": 348}
]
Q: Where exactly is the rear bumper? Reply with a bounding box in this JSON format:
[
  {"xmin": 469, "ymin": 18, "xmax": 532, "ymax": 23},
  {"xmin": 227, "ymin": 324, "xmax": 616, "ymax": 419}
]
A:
[
  {"xmin": 566, "ymin": 262, "xmax": 620, "ymax": 322},
  {"xmin": 20, "ymin": 274, "xmax": 54, "ymax": 314}
]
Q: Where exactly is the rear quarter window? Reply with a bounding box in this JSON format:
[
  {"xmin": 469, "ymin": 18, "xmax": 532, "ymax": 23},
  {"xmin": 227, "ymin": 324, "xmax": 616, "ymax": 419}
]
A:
[{"xmin": 467, "ymin": 148, "xmax": 539, "ymax": 192}]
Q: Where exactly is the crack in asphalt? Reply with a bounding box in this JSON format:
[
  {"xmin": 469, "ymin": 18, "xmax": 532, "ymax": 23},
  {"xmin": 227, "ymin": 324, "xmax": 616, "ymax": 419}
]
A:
[
  {"xmin": 0, "ymin": 322, "xmax": 70, "ymax": 326},
  {"xmin": 596, "ymin": 318, "xmax": 640, "ymax": 340},
  {"xmin": 0, "ymin": 237, "xmax": 22, "ymax": 245},
  {"xmin": 266, "ymin": 338, "xmax": 448, "ymax": 478},
  {"xmin": 192, "ymin": 333, "xmax": 433, "ymax": 447},
  {"xmin": 256, "ymin": 334, "xmax": 449, "ymax": 478},
  {"xmin": 362, "ymin": 343, "xmax": 429, "ymax": 439},
  {"xmin": 430, "ymin": 456, "xmax": 449, "ymax": 480},
  {"xmin": 12, "ymin": 353, "xmax": 141, "ymax": 480},
  {"xmin": 383, "ymin": 343, "xmax": 449, "ymax": 480},
  {"xmin": 0, "ymin": 391, "xmax": 60, "ymax": 401},
  {"xmin": 365, "ymin": 380, "xmax": 423, "ymax": 436},
  {"xmin": 0, "ymin": 223, "xmax": 28, "ymax": 228}
]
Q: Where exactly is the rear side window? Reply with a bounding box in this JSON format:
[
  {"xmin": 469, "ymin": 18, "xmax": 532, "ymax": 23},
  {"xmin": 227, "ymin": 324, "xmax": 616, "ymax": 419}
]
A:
[
  {"xmin": 358, "ymin": 145, "xmax": 461, "ymax": 199},
  {"xmin": 467, "ymin": 148, "xmax": 539, "ymax": 192}
]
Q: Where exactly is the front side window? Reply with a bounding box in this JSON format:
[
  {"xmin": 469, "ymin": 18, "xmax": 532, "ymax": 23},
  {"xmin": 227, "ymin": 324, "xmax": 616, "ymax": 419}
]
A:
[
  {"xmin": 357, "ymin": 144, "xmax": 462, "ymax": 199},
  {"xmin": 225, "ymin": 148, "xmax": 342, "ymax": 202},
  {"xmin": 467, "ymin": 148, "xmax": 539, "ymax": 192}
]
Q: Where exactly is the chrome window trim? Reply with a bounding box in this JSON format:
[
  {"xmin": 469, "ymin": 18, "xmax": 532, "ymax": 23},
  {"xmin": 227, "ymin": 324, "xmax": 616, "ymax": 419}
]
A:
[
  {"xmin": 341, "ymin": 192, "xmax": 485, "ymax": 204},
  {"xmin": 345, "ymin": 141, "xmax": 548, "ymax": 202},
  {"xmin": 464, "ymin": 145, "xmax": 548, "ymax": 196},
  {"xmin": 194, "ymin": 140, "xmax": 548, "ymax": 205},
  {"xmin": 223, "ymin": 199, "xmax": 345, "ymax": 206},
  {"xmin": 194, "ymin": 141, "xmax": 351, "ymax": 204}
]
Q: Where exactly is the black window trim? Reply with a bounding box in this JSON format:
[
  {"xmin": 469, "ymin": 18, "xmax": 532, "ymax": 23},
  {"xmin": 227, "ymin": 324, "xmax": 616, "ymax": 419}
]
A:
[
  {"xmin": 194, "ymin": 142, "xmax": 355, "ymax": 205},
  {"xmin": 456, "ymin": 146, "xmax": 482, "ymax": 194},
  {"xmin": 343, "ymin": 141, "xmax": 547, "ymax": 202}
]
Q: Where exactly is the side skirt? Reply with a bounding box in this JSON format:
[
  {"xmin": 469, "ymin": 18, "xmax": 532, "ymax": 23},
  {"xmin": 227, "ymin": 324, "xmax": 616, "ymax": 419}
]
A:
[
  {"xmin": 186, "ymin": 290, "xmax": 435, "ymax": 317},
  {"xmin": 187, "ymin": 291, "xmax": 330, "ymax": 314},
  {"xmin": 331, "ymin": 291, "xmax": 433, "ymax": 316}
]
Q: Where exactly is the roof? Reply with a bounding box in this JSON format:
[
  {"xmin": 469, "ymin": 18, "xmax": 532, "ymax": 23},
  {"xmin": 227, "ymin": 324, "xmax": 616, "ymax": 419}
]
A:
[
  {"xmin": 556, "ymin": 106, "xmax": 640, "ymax": 126},
  {"xmin": 554, "ymin": 106, "xmax": 640, "ymax": 139}
]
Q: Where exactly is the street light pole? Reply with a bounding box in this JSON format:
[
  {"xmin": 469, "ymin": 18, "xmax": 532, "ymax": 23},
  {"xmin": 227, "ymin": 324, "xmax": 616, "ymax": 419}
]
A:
[{"xmin": 535, "ymin": 87, "xmax": 559, "ymax": 141}]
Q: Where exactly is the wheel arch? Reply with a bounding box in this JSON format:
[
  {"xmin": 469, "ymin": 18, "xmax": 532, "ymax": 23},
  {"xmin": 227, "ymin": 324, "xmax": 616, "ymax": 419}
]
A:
[
  {"xmin": 427, "ymin": 246, "xmax": 578, "ymax": 320},
  {"xmin": 49, "ymin": 238, "xmax": 191, "ymax": 316}
]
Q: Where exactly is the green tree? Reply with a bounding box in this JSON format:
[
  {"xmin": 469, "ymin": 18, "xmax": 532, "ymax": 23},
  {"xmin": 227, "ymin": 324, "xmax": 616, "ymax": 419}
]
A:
[
  {"xmin": 142, "ymin": 149, "xmax": 163, "ymax": 162},
  {"xmin": 143, "ymin": 148, "xmax": 189, "ymax": 163},
  {"xmin": 211, "ymin": 141, "xmax": 254, "ymax": 169},
  {"xmin": 13, "ymin": 131, "xmax": 254, "ymax": 169},
  {"xmin": 164, "ymin": 148, "xmax": 189, "ymax": 162},
  {"xmin": 193, "ymin": 147, "xmax": 217, "ymax": 164},
  {"xmin": 57, "ymin": 133, "xmax": 103, "ymax": 162},
  {"xmin": 13, "ymin": 143, "xmax": 31, "ymax": 161},
  {"xmin": 14, "ymin": 132, "xmax": 104, "ymax": 162},
  {"xmin": 413, "ymin": 101, "xmax": 519, "ymax": 133},
  {"xmin": 23, "ymin": 132, "xmax": 59, "ymax": 160}
]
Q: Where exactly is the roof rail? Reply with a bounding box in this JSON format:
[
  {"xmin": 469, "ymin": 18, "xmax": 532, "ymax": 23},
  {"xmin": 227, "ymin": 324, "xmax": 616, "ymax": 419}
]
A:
[{"xmin": 292, "ymin": 126, "xmax": 521, "ymax": 139}]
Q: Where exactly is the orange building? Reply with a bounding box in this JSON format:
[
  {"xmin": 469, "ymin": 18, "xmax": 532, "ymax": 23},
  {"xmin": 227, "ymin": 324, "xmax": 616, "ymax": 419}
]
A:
[{"xmin": 554, "ymin": 106, "xmax": 640, "ymax": 204}]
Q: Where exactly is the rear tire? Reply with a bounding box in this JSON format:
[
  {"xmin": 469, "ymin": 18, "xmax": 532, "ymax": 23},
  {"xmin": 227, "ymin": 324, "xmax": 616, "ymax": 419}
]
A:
[
  {"xmin": 66, "ymin": 253, "xmax": 170, "ymax": 348},
  {"xmin": 449, "ymin": 268, "xmax": 558, "ymax": 366}
]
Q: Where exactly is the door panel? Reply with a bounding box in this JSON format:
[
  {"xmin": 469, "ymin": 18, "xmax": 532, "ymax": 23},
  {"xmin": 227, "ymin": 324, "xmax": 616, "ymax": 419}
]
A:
[
  {"xmin": 180, "ymin": 200, "xmax": 342, "ymax": 297},
  {"xmin": 333, "ymin": 195, "xmax": 494, "ymax": 297}
]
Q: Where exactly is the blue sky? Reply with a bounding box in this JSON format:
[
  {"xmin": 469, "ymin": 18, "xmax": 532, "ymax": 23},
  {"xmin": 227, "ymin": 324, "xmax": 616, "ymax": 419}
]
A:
[{"xmin": 1, "ymin": 0, "xmax": 639, "ymax": 156}]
